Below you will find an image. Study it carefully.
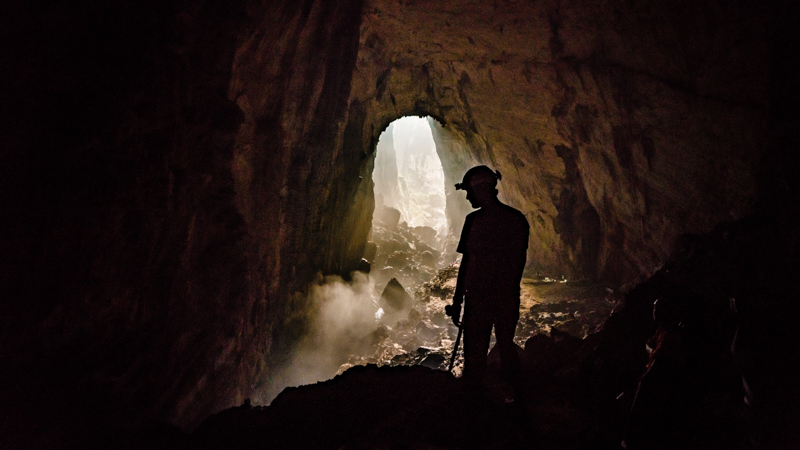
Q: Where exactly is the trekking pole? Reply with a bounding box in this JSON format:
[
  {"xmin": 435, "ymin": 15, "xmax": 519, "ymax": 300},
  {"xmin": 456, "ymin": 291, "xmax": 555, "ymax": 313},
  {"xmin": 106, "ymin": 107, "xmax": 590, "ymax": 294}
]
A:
[{"xmin": 448, "ymin": 308, "xmax": 464, "ymax": 373}]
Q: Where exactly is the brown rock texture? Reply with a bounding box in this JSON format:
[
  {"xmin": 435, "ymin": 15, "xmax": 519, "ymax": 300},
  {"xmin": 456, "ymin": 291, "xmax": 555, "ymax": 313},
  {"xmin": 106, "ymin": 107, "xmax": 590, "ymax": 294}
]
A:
[
  {"xmin": 349, "ymin": 0, "xmax": 773, "ymax": 286},
  {"xmin": 2, "ymin": 0, "xmax": 367, "ymax": 440},
  {"xmin": 226, "ymin": 0, "xmax": 368, "ymax": 405},
  {"xmin": 2, "ymin": 0, "xmax": 799, "ymax": 445}
]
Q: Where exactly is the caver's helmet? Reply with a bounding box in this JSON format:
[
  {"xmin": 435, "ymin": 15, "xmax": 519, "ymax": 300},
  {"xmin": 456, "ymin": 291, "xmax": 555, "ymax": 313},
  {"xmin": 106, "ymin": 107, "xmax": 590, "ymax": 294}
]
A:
[{"xmin": 454, "ymin": 165, "xmax": 502, "ymax": 192}]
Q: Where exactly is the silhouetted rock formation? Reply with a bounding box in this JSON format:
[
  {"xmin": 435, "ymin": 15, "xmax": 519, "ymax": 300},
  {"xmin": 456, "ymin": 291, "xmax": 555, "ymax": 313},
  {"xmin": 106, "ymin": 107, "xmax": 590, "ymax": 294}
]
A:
[{"xmin": 379, "ymin": 278, "xmax": 413, "ymax": 315}]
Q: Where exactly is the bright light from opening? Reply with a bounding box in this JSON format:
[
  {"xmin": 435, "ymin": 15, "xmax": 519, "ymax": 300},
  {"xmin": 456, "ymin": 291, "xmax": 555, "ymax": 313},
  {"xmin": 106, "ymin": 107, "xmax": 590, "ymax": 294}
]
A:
[{"xmin": 373, "ymin": 117, "xmax": 447, "ymax": 242}]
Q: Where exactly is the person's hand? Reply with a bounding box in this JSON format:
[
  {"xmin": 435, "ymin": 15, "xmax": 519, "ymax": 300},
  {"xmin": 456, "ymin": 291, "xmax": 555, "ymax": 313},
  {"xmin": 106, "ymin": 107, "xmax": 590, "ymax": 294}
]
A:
[{"xmin": 445, "ymin": 303, "xmax": 462, "ymax": 326}]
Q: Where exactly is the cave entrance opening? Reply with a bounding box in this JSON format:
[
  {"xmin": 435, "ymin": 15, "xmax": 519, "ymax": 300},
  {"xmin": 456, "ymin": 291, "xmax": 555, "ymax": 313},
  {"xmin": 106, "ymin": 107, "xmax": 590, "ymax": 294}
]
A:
[
  {"xmin": 369, "ymin": 116, "xmax": 448, "ymax": 293},
  {"xmin": 272, "ymin": 117, "xmax": 453, "ymax": 398}
]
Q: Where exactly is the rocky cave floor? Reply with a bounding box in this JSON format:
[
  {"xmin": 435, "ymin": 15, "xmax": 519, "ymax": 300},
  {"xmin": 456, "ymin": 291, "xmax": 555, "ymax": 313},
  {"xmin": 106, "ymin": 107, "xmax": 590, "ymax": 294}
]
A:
[
  {"xmin": 341, "ymin": 266, "xmax": 618, "ymax": 379},
  {"xmin": 101, "ymin": 272, "xmax": 639, "ymax": 450},
  {"xmin": 351, "ymin": 206, "xmax": 616, "ymax": 378},
  {"xmin": 91, "ymin": 213, "xmax": 779, "ymax": 450},
  {"xmin": 98, "ymin": 257, "xmax": 761, "ymax": 450}
]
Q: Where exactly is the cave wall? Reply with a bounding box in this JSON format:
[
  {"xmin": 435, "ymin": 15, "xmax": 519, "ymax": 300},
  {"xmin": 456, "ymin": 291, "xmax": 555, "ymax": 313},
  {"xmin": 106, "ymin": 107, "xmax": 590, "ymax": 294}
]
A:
[
  {"xmin": 349, "ymin": 0, "xmax": 773, "ymax": 286},
  {"xmin": 0, "ymin": 1, "xmax": 267, "ymax": 439},
  {"xmin": 372, "ymin": 122, "xmax": 401, "ymax": 214},
  {"xmin": 2, "ymin": 0, "xmax": 799, "ymax": 445},
  {"xmin": 2, "ymin": 0, "xmax": 368, "ymax": 440},
  {"xmin": 227, "ymin": 0, "xmax": 367, "ymax": 385}
]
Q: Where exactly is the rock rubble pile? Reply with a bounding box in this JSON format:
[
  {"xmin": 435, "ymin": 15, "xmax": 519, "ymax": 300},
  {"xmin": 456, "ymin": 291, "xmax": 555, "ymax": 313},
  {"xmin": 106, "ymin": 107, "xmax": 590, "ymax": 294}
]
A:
[{"xmin": 343, "ymin": 269, "xmax": 617, "ymax": 378}]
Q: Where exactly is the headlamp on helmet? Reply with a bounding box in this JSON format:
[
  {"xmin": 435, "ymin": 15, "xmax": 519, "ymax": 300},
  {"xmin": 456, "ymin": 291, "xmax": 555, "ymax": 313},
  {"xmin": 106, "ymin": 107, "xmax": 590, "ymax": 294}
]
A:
[{"xmin": 454, "ymin": 165, "xmax": 502, "ymax": 191}]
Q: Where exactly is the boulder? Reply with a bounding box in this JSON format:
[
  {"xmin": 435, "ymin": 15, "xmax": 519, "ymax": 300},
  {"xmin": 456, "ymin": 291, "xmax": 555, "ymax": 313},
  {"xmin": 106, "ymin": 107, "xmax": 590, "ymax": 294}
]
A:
[
  {"xmin": 379, "ymin": 278, "xmax": 413, "ymax": 312},
  {"xmin": 374, "ymin": 205, "xmax": 401, "ymax": 228},
  {"xmin": 419, "ymin": 353, "xmax": 446, "ymax": 370},
  {"xmin": 386, "ymin": 250, "xmax": 411, "ymax": 268},
  {"xmin": 420, "ymin": 250, "xmax": 437, "ymax": 268},
  {"xmin": 356, "ymin": 258, "xmax": 371, "ymax": 274},
  {"xmin": 363, "ymin": 241, "xmax": 377, "ymax": 263},
  {"xmin": 411, "ymin": 226, "xmax": 438, "ymax": 247}
]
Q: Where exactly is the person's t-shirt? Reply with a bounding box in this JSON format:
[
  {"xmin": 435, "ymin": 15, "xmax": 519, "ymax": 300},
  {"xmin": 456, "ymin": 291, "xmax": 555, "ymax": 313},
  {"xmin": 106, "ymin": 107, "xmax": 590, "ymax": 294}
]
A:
[{"xmin": 457, "ymin": 202, "xmax": 529, "ymax": 300}]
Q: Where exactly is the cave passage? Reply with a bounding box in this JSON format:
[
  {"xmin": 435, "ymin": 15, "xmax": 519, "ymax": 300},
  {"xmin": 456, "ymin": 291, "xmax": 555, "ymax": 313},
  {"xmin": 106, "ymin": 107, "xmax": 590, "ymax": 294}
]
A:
[
  {"xmin": 273, "ymin": 117, "xmax": 454, "ymax": 396},
  {"xmin": 370, "ymin": 116, "xmax": 448, "ymax": 291},
  {"xmin": 373, "ymin": 116, "xmax": 447, "ymax": 242}
]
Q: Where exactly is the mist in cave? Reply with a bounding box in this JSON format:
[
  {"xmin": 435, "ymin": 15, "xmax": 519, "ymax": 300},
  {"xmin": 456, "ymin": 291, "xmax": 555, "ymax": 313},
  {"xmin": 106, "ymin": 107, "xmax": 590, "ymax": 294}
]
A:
[
  {"xmin": 266, "ymin": 117, "xmax": 452, "ymax": 403},
  {"xmin": 265, "ymin": 272, "xmax": 378, "ymax": 402}
]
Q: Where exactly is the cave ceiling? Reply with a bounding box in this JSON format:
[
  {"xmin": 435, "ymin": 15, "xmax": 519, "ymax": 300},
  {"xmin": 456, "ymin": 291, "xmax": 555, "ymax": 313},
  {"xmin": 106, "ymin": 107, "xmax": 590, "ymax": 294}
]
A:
[{"xmin": 346, "ymin": 0, "xmax": 769, "ymax": 285}]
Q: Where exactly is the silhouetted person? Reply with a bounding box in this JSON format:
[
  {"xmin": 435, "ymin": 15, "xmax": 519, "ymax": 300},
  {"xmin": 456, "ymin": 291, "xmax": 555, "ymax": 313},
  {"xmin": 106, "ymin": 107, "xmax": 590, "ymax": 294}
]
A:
[{"xmin": 446, "ymin": 165, "xmax": 529, "ymax": 399}]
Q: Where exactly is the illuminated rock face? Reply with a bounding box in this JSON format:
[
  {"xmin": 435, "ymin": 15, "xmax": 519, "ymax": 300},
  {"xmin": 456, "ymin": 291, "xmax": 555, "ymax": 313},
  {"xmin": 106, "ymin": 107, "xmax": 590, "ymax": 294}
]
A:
[
  {"xmin": 3, "ymin": 0, "xmax": 799, "ymax": 441},
  {"xmin": 349, "ymin": 0, "xmax": 772, "ymax": 287},
  {"xmin": 373, "ymin": 117, "xmax": 448, "ymax": 243}
]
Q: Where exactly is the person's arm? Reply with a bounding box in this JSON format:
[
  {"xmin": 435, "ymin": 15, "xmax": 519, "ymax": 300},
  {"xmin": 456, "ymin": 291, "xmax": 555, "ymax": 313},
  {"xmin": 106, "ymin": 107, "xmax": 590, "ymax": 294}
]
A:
[
  {"xmin": 445, "ymin": 253, "xmax": 468, "ymax": 326},
  {"xmin": 453, "ymin": 253, "xmax": 469, "ymax": 306},
  {"xmin": 512, "ymin": 216, "xmax": 529, "ymax": 284},
  {"xmin": 447, "ymin": 214, "xmax": 472, "ymax": 325}
]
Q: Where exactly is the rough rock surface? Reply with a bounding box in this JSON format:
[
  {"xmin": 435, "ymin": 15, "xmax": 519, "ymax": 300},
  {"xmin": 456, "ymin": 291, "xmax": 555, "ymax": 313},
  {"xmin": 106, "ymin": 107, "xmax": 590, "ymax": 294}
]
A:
[
  {"xmin": 99, "ymin": 204, "xmax": 800, "ymax": 448},
  {"xmin": 2, "ymin": 0, "xmax": 371, "ymax": 442},
  {"xmin": 342, "ymin": 264, "xmax": 616, "ymax": 378},
  {"xmin": 351, "ymin": 0, "xmax": 774, "ymax": 286},
  {"xmin": 2, "ymin": 0, "xmax": 800, "ymax": 446},
  {"xmin": 378, "ymin": 278, "xmax": 413, "ymax": 313},
  {"xmin": 370, "ymin": 207, "xmax": 442, "ymax": 289}
]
